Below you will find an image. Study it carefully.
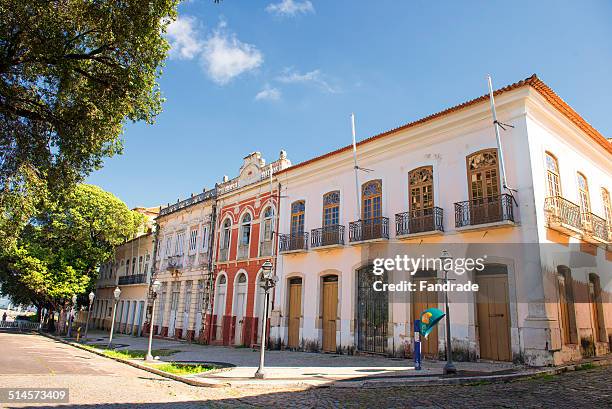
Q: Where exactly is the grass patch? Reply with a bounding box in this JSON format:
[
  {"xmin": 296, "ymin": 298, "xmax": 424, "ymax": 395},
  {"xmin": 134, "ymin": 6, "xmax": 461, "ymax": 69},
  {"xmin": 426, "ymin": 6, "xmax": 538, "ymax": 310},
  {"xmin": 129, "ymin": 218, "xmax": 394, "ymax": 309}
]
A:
[
  {"xmin": 98, "ymin": 348, "xmax": 180, "ymax": 360},
  {"xmin": 147, "ymin": 363, "xmax": 216, "ymax": 375},
  {"xmin": 575, "ymin": 362, "xmax": 595, "ymax": 371}
]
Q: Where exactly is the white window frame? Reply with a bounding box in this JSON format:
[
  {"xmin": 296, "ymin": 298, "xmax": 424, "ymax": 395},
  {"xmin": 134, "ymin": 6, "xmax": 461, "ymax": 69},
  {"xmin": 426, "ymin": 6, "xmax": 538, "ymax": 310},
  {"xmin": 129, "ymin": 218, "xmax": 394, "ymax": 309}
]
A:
[
  {"xmin": 201, "ymin": 225, "xmax": 209, "ymax": 253},
  {"xmin": 189, "ymin": 227, "xmax": 198, "ymax": 254}
]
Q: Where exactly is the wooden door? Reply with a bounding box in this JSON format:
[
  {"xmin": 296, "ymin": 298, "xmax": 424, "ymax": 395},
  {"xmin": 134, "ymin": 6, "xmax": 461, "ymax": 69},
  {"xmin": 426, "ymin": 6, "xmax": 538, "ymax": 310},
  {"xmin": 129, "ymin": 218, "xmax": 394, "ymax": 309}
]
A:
[
  {"xmin": 234, "ymin": 291, "xmax": 245, "ymax": 345},
  {"xmin": 412, "ymin": 277, "xmax": 439, "ymax": 358},
  {"xmin": 288, "ymin": 279, "xmax": 302, "ymax": 348},
  {"xmin": 467, "ymin": 150, "xmax": 501, "ymax": 224},
  {"xmin": 322, "ymin": 277, "xmax": 338, "ymax": 352},
  {"xmin": 476, "ymin": 274, "xmax": 511, "ymax": 361}
]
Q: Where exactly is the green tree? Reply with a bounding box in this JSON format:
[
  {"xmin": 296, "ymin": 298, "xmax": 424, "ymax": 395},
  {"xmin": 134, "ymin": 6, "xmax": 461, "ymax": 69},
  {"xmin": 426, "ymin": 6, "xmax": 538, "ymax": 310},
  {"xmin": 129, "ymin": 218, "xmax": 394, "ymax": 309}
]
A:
[
  {"xmin": 0, "ymin": 184, "xmax": 144, "ymax": 317},
  {"xmin": 0, "ymin": 0, "xmax": 178, "ymax": 246}
]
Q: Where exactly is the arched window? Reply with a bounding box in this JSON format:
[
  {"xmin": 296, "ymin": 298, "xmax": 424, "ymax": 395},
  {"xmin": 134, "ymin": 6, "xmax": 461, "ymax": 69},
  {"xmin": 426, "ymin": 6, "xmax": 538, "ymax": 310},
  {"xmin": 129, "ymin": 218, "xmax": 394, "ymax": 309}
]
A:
[
  {"xmin": 238, "ymin": 213, "xmax": 252, "ymax": 259},
  {"xmin": 467, "ymin": 149, "xmax": 499, "ymax": 201},
  {"xmin": 545, "ymin": 152, "xmax": 561, "ymax": 197},
  {"xmin": 362, "ymin": 180, "xmax": 382, "ymax": 220},
  {"xmin": 577, "ymin": 172, "xmax": 591, "ymax": 212},
  {"xmin": 261, "ymin": 207, "xmax": 274, "ymax": 242},
  {"xmin": 259, "ymin": 206, "xmax": 274, "ymax": 257},
  {"xmin": 601, "ymin": 188, "xmax": 611, "ymax": 224},
  {"xmin": 323, "ymin": 191, "xmax": 340, "ymax": 226},
  {"xmin": 221, "ymin": 219, "xmax": 231, "ymax": 249},
  {"xmin": 290, "ymin": 201, "xmax": 305, "ymax": 236},
  {"xmin": 409, "ymin": 166, "xmax": 434, "ymax": 216},
  {"xmin": 240, "ymin": 213, "xmax": 252, "ymax": 245}
]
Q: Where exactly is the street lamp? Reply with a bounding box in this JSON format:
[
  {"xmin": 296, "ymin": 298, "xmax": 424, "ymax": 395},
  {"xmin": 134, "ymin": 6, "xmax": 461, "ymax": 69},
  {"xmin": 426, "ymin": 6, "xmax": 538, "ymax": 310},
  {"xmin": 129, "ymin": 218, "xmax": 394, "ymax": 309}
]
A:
[
  {"xmin": 145, "ymin": 280, "xmax": 162, "ymax": 362},
  {"xmin": 67, "ymin": 294, "xmax": 77, "ymax": 337},
  {"xmin": 254, "ymin": 260, "xmax": 277, "ymax": 379},
  {"xmin": 84, "ymin": 291, "xmax": 95, "ymax": 340},
  {"xmin": 440, "ymin": 249, "xmax": 457, "ymax": 375},
  {"xmin": 108, "ymin": 286, "xmax": 121, "ymax": 348}
]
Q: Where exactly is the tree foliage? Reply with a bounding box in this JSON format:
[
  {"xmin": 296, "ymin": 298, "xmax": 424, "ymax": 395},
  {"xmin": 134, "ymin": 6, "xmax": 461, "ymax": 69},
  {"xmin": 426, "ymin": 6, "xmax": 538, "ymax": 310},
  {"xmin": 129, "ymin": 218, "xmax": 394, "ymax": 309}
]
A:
[
  {"xmin": 0, "ymin": 0, "xmax": 178, "ymax": 245},
  {"xmin": 0, "ymin": 184, "xmax": 144, "ymax": 308}
]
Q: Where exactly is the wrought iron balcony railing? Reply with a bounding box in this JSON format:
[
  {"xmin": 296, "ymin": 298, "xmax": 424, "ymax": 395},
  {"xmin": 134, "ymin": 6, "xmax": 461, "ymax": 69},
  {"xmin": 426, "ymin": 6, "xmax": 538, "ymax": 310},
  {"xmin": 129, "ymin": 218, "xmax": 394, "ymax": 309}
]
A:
[
  {"xmin": 118, "ymin": 274, "xmax": 147, "ymax": 285},
  {"xmin": 349, "ymin": 217, "xmax": 389, "ymax": 243},
  {"xmin": 454, "ymin": 194, "xmax": 515, "ymax": 228},
  {"xmin": 395, "ymin": 207, "xmax": 444, "ymax": 236},
  {"xmin": 166, "ymin": 256, "xmax": 183, "ymax": 270},
  {"xmin": 544, "ymin": 196, "xmax": 582, "ymax": 232},
  {"xmin": 581, "ymin": 212, "xmax": 610, "ymax": 242},
  {"xmin": 279, "ymin": 232, "xmax": 309, "ymax": 253},
  {"xmin": 311, "ymin": 225, "xmax": 345, "ymax": 248}
]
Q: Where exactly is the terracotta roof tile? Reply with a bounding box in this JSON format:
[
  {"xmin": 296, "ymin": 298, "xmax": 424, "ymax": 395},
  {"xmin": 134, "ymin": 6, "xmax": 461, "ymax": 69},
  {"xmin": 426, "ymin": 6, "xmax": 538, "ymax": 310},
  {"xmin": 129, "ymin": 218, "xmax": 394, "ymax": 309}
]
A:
[{"xmin": 278, "ymin": 74, "xmax": 611, "ymax": 175}]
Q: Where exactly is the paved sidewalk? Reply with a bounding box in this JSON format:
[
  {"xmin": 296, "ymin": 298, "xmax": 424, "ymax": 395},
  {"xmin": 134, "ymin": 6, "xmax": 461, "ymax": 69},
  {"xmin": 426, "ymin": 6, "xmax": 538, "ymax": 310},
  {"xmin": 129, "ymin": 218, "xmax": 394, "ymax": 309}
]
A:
[{"xmin": 73, "ymin": 330, "xmax": 524, "ymax": 387}]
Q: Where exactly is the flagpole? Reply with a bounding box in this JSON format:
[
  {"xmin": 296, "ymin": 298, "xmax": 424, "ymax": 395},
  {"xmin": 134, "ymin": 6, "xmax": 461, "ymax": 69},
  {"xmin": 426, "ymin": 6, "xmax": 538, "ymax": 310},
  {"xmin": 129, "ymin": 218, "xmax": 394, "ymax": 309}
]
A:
[
  {"xmin": 487, "ymin": 75, "xmax": 508, "ymax": 190},
  {"xmin": 351, "ymin": 113, "xmax": 361, "ymax": 221}
]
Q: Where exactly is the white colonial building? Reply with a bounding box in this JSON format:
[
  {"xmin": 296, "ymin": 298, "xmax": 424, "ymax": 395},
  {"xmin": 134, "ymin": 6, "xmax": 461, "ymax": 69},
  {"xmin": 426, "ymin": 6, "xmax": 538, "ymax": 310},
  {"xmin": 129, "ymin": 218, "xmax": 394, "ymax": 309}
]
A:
[
  {"xmin": 93, "ymin": 206, "xmax": 159, "ymax": 336},
  {"xmin": 153, "ymin": 189, "xmax": 216, "ymax": 341},
  {"xmin": 272, "ymin": 75, "xmax": 611, "ymax": 366}
]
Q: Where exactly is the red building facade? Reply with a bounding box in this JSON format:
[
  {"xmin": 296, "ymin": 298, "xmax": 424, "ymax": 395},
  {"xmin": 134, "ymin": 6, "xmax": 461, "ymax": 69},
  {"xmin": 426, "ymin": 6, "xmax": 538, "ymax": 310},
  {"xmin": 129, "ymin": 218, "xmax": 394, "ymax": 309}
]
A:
[{"xmin": 205, "ymin": 151, "xmax": 290, "ymax": 346}]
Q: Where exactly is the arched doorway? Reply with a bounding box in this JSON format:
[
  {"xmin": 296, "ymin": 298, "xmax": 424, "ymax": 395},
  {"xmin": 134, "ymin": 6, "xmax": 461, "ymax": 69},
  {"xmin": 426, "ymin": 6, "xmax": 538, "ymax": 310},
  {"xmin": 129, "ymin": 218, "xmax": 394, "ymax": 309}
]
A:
[
  {"xmin": 322, "ymin": 275, "xmax": 338, "ymax": 352},
  {"xmin": 287, "ymin": 277, "xmax": 302, "ymax": 349},
  {"xmin": 476, "ymin": 264, "xmax": 511, "ymax": 361},
  {"xmin": 412, "ymin": 269, "xmax": 439, "ymax": 358},
  {"xmin": 588, "ymin": 273, "xmax": 605, "ymax": 344},
  {"xmin": 557, "ymin": 266, "xmax": 577, "ymax": 345},
  {"xmin": 233, "ymin": 272, "xmax": 248, "ymax": 345},
  {"xmin": 357, "ymin": 265, "xmax": 388, "ymax": 353},
  {"xmin": 213, "ymin": 275, "xmax": 227, "ymax": 341}
]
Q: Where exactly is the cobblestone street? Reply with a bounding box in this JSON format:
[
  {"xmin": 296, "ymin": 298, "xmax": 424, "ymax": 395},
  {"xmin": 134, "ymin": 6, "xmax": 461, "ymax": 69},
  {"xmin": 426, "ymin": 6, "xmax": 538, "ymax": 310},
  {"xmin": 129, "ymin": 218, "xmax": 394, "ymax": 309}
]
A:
[{"xmin": 1, "ymin": 332, "xmax": 610, "ymax": 408}]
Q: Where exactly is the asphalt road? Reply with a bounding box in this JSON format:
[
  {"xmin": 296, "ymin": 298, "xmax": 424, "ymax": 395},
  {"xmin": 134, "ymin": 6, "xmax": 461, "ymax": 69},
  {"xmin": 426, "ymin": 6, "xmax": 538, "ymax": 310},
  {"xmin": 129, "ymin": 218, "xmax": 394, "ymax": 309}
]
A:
[{"xmin": 0, "ymin": 331, "xmax": 610, "ymax": 408}]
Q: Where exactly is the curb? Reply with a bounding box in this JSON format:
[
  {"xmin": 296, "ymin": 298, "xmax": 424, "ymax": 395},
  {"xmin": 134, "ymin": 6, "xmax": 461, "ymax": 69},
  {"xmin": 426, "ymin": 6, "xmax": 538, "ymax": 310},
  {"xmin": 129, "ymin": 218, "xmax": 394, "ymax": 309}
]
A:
[
  {"xmin": 39, "ymin": 332, "xmax": 230, "ymax": 388},
  {"xmin": 327, "ymin": 356, "xmax": 612, "ymax": 388},
  {"xmin": 38, "ymin": 332, "xmax": 611, "ymax": 390}
]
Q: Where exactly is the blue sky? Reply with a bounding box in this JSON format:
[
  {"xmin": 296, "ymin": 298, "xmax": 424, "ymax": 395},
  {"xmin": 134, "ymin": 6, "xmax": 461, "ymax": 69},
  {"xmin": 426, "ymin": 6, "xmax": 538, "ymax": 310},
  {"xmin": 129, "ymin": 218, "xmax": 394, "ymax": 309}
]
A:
[{"xmin": 86, "ymin": 0, "xmax": 612, "ymax": 208}]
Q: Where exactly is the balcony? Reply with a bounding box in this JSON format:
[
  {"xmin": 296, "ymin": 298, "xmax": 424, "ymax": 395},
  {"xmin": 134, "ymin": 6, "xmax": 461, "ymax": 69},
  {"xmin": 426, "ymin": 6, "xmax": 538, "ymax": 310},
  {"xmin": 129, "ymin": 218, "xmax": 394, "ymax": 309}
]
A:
[
  {"xmin": 311, "ymin": 225, "xmax": 345, "ymax": 249},
  {"xmin": 118, "ymin": 274, "xmax": 147, "ymax": 285},
  {"xmin": 237, "ymin": 243, "xmax": 250, "ymax": 260},
  {"xmin": 218, "ymin": 247, "xmax": 229, "ymax": 262},
  {"xmin": 279, "ymin": 232, "xmax": 309, "ymax": 254},
  {"xmin": 166, "ymin": 256, "xmax": 183, "ymax": 271},
  {"xmin": 544, "ymin": 196, "xmax": 583, "ymax": 235},
  {"xmin": 395, "ymin": 207, "xmax": 444, "ymax": 238},
  {"xmin": 581, "ymin": 212, "xmax": 610, "ymax": 244},
  {"xmin": 455, "ymin": 194, "xmax": 516, "ymax": 229},
  {"xmin": 349, "ymin": 217, "xmax": 389, "ymax": 243}
]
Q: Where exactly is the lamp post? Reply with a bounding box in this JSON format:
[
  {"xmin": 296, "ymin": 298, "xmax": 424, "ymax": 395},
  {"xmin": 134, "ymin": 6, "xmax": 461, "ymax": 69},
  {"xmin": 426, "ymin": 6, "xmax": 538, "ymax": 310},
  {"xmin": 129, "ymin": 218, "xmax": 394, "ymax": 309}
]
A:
[
  {"xmin": 145, "ymin": 280, "xmax": 162, "ymax": 362},
  {"xmin": 108, "ymin": 286, "xmax": 121, "ymax": 348},
  {"xmin": 67, "ymin": 294, "xmax": 77, "ymax": 337},
  {"xmin": 440, "ymin": 249, "xmax": 457, "ymax": 375},
  {"xmin": 254, "ymin": 260, "xmax": 277, "ymax": 379},
  {"xmin": 83, "ymin": 291, "xmax": 95, "ymax": 340}
]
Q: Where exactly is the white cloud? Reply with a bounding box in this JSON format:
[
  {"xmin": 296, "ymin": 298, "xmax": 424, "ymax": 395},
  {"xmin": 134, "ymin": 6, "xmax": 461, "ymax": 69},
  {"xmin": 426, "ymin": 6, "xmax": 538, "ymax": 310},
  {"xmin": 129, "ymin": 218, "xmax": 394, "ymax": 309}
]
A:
[
  {"xmin": 276, "ymin": 68, "xmax": 339, "ymax": 93},
  {"xmin": 201, "ymin": 23, "xmax": 264, "ymax": 85},
  {"xmin": 166, "ymin": 16, "xmax": 203, "ymax": 60},
  {"xmin": 255, "ymin": 86, "xmax": 281, "ymax": 101},
  {"xmin": 266, "ymin": 0, "xmax": 314, "ymax": 17}
]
